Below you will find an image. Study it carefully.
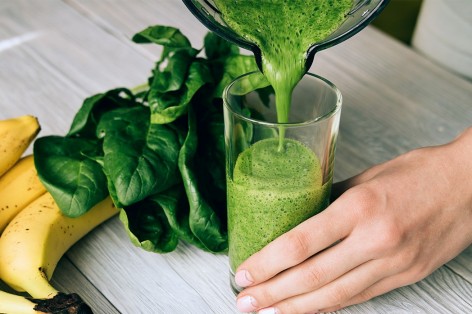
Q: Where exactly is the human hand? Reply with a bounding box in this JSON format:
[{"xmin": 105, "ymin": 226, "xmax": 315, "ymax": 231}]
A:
[{"xmin": 233, "ymin": 127, "xmax": 472, "ymax": 314}]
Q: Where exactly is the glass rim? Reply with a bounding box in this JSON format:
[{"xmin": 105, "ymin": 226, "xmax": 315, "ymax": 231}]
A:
[{"xmin": 223, "ymin": 71, "xmax": 342, "ymax": 128}]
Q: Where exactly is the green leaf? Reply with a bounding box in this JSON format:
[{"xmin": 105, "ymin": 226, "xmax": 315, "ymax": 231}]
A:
[
  {"xmin": 33, "ymin": 136, "xmax": 108, "ymax": 217},
  {"xmin": 98, "ymin": 106, "xmax": 182, "ymax": 207},
  {"xmin": 204, "ymin": 32, "xmax": 239, "ymax": 60},
  {"xmin": 149, "ymin": 61, "xmax": 212, "ymax": 124},
  {"xmin": 151, "ymin": 47, "xmax": 199, "ymax": 93},
  {"xmin": 120, "ymin": 199, "xmax": 179, "ymax": 253},
  {"xmin": 132, "ymin": 25, "xmax": 192, "ymax": 48},
  {"xmin": 68, "ymin": 88, "xmax": 136, "ymax": 138},
  {"xmin": 178, "ymin": 105, "xmax": 227, "ymax": 252},
  {"xmin": 214, "ymin": 54, "xmax": 260, "ymax": 97},
  {"xmin": 193, "ymin": 99, "xmax": 227, "ymax": 209},
  {"xmin": 149, "ymin": 185, "xmax": 208, "ymax": 250}
]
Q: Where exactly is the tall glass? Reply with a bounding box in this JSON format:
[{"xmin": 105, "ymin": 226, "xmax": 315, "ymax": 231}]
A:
[{"xmin": 223, "ymin": 71, "xmax": 342, "ymax": 294}]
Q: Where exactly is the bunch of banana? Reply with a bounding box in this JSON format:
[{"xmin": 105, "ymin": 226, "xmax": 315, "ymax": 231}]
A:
[{"xmin": 0, "ymin": 115, "xmax": 119, "ymax": 313}]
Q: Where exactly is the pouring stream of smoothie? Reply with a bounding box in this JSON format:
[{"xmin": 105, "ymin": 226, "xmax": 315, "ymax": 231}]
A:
[{"xmin": 214, "ymin": 0, "xmax": 351, "ymax": 149}]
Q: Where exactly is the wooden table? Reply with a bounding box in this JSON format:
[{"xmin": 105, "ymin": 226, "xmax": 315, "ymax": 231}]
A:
[{"xmin": 1, "ymin": 1, "xmax": 471, "ymax": 313}]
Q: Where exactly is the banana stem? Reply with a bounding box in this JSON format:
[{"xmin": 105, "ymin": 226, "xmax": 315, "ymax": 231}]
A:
[
  {"xmin": 31, "ymin": 292, "xmax": 94, "ymax": 314},
  {"xmin": 0, "ymin": 290, "xmax": 94, "ymax": 314}
]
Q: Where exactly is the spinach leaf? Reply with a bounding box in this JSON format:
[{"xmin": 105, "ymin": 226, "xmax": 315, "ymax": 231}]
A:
[
  {"xmin": 120, "ymin": 198, "xmax": 179, "ymax": 253},
  {"xmin": 149, "ymin": 185, "xmax": 208, "ymax": 250},
  {"xmin": 132, "ymin": 25, "xmax": 192, "ymax": 49},
  {"xmin": 68, "ymin": 88, "xmax": 136, "ymax": 138},
  {"xmin": 150, "ymin": 48, "xmax": 199, "ymax": 93},
  {"xmin": 178, "ymin": 105, "xmax": 227, "ymax": 252},
  {"xmin": 203, "ymin": 32, "xmax": 259, "ymax": 98},
  {"xmin": 204, "ymin": 32, "xmax": 239, "ymax": 60},
  {"xmin": 33, "ymin": 136, "xmax": 108, "ymax": 217},
  {"xmin": 194, "ymin": 99, "xmax": 227, "ymax": 213},
  {"xmin": 98, "ymin": 106, "xmax": 182, "ymax": 207},
  {"xmin": 214, "ymin": 55, "xmax": 260, "ymax": 98},
  {"xmin": 149, "ymin": 61, "xmax": 212, "ymax": 124}
]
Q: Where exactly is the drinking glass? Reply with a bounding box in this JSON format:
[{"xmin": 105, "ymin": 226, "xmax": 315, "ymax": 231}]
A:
[{"xmin": 223, "ymin": 71, "xmax": 342, "ymax": 294}]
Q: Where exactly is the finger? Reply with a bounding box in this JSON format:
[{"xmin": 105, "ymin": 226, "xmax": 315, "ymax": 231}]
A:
[
  {"xmin": 339, "ymin": 271, "xmax": 419, "ymax": 309},
  {"xmin": 235, "ymin": 196, "xmax": 357, "ymax": 286},
  {"xmin": 266, "ymin": 259, "xmax": 393, "ymax": 314},
  {"xmin": 237, "ymin": 235, "xmax": 374, "ymax": 310}
]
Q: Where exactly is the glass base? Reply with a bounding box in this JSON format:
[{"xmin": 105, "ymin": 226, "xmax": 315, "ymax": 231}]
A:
[{"xmin": 229, "ymin": 269, "xmax": 244, "ymax": 295}]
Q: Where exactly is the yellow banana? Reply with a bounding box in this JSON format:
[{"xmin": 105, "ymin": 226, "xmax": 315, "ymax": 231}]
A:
[
  {"xmin": 0, "ymin": 115, "xmax": 40, "ymax": 177},
  {"xmin": 0, "ymin": 290, "xmax": 41, "ymax": 314},
  {"xmin": 0, "ymin": 155, "xmax": 47, "ymax": 232},
  {"xmin": 0, "ymin": 192, "xmax": 119, "ymax": 300}
]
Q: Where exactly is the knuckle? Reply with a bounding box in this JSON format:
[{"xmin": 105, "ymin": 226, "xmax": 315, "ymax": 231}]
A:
[
  {"xmin": 355, "ymin": 288, "xmax": 378, "ymax": 304},
  {"xmin": 277, "ymin": 299, "xmax": 300, "ymax": 314},
  {"xmin": 347, "ymin": 184, "xmax": 384, "ymax": 218},
  {"xmin": 396, "ymin": 248, "xmax": 419, "ymax": 270},
  {"xmin": 256, "ymin": 287, "xmax": 277, "ymax": 306},
  {"xmin": 378, "ymin": 220, "xmax": 405, "ymax": 252},
  {"xmin": 367, "ymin": 219, "xmax": 405, "ymax": 256},
  {"xmin": 405, "ymin": 263, "xmax": 431, "ymax": 284},
  {"xmin": 284, "ymin": 229, "xmax": 311, "ymax": 262},
  {"xmin": 304, "ymin": 265, "xmax": 327, "ymax": 288},
  {"xmin": 327, "ymin": 284, "xmax": 352, "ymax": 305}
]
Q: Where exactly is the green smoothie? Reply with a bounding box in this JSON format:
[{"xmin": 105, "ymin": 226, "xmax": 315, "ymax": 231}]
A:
[
  {"xmin": 215, "ymin": 0, "xmax": 350, "ymax": 272},
  {"xmin": 227, "ymin": 138, "xmax": 331, "ymax": 270}
]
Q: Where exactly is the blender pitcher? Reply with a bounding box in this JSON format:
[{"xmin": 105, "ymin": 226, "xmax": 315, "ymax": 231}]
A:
[{"xmin": 183, "ymin": 0, "xmax": 390, "ymax": 72}]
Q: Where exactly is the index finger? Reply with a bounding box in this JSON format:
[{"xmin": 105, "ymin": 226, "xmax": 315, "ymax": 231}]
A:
[{"xmin": 235, "ymin": 195, "xmax": 357, "ymax": 287}]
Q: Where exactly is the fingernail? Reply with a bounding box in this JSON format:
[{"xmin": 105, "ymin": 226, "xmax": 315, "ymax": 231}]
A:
[
  {"xmin": 237, "ymin": 295, "xmax": 258, "ymax": 312},
  {"xmin": 235, "ymin": 269, "xmax": 254, "ymax": 287},
  {"xmin": 258, "ymin": 307, "xmax": 278, "ymax": 314}
]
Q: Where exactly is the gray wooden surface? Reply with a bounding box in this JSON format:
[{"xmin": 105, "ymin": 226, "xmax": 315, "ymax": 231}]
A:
[{"xmin": 0, "ymin": 1, "xmax": 471, "ymax": 313}]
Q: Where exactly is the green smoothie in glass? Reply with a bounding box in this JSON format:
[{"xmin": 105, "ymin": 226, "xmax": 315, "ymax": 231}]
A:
[
  {"xmin": 227, "ymin": 138, "xmax": 331, "ymax": 270},
  {"xmin": 215, "ymin": 0, "xmax": 352, "ymax": 273}
]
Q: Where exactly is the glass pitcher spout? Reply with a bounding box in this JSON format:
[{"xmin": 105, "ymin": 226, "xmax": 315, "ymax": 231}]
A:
[{"xmin": 183, "ymin": 0, "xmax": 390, "ymax": 73}]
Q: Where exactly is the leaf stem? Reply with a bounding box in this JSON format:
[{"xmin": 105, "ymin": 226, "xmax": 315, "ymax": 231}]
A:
[{"xmin": 131, "ymin": 82, "xmax": 149, "ymax": 94}]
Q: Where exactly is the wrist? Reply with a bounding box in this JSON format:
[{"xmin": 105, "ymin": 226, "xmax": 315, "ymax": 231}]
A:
[{"xmin": 448, "ymin": 126, "xmax": 472, "ymax": 244}]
